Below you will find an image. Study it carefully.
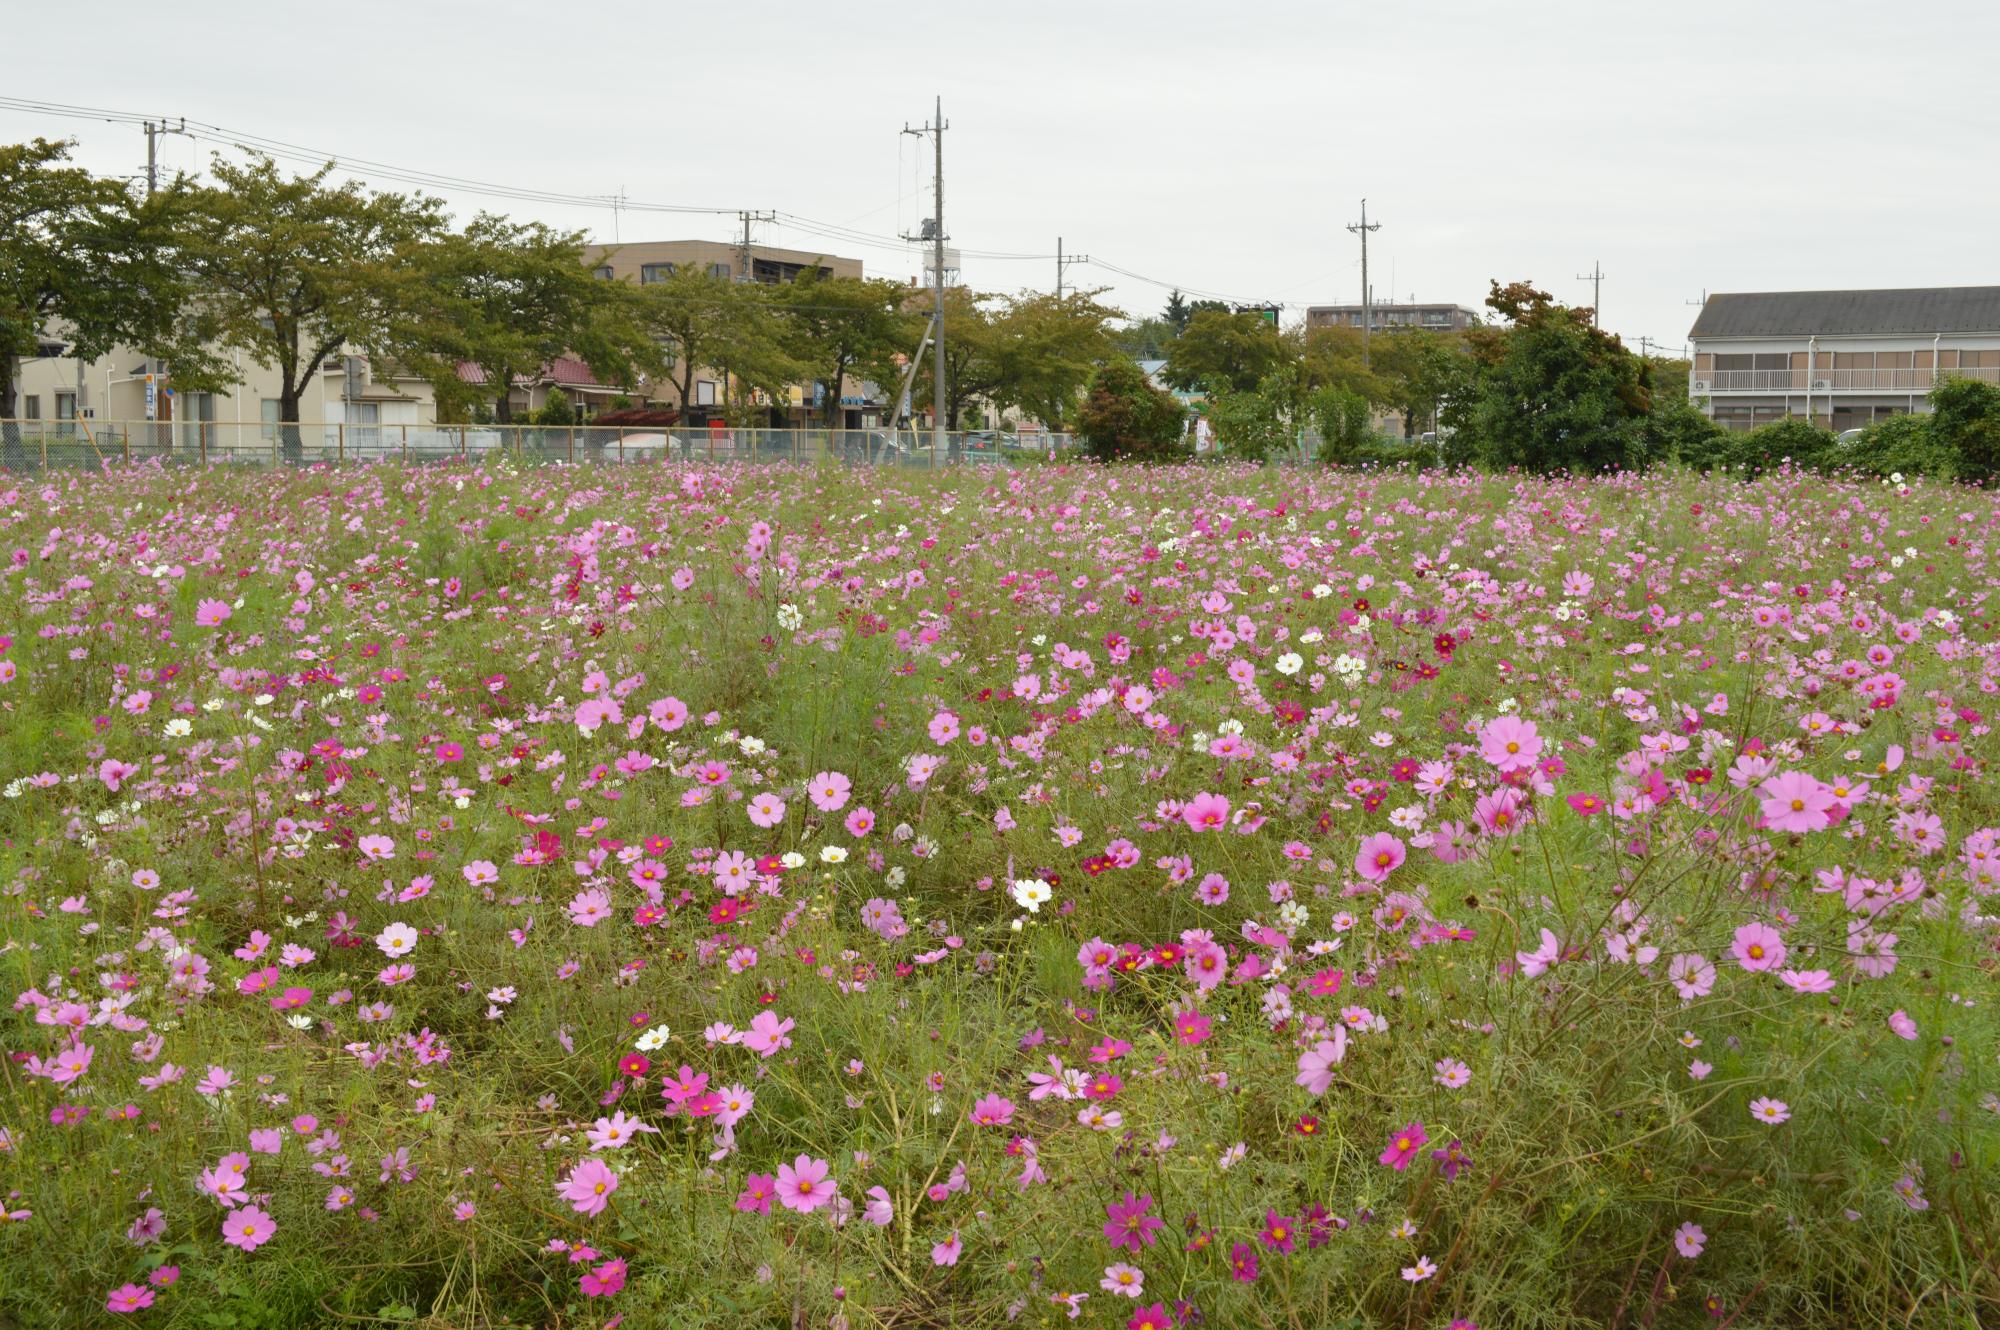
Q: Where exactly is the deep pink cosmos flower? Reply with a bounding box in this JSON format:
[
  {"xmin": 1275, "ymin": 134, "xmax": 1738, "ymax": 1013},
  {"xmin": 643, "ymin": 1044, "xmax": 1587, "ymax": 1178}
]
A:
[
  {"xmin": 969, "ymin": 1093, "xmax": 1016, "ymax": 1126},
  {"xmin": 775, "ymin": 1154, "xmax": 835, "ymax": 1213},
  {"xmin": 580, "ymin": 1256, "xmax": 627, "ymax": 1297},
  {"xmin": 736, "ymin": 1172, "xmax": 775, "ymax": 1214},
  {"xmin": 1379, "ymin": 1122, "xmax": 1429, "ymax": 1170}
]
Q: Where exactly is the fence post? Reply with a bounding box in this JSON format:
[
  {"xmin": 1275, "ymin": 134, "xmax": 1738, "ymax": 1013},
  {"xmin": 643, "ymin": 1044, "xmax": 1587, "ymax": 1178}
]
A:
[
  {"xmin": 122, "ymin": 424, "xmax": 131, "ymax": 464},
  {"xmin": 121, "ymin": 422, "xmax": 130, "ymax": 467},
  {"xmin": 618, "ymin": 426, "xmax": 626, "ymax": 464},
  {"xmin": 338, "ymin": 421, "xmax": 346, "ymax": 465},
  {"xmin": 40, "ymin": 429, "xmax": 48, "ymax": 470},
  {"xmin": 567, "ymin": 426, "xmax": 574, "ymax": 464},
  {"xmin": 401, "ymin": 424, "xmax": 409, "ymax": 463},
  {"xmin": 200, "ymin": 422, "xmax": 208, "ymax": 466},
  {"xmin": 460, "ymin": 426, "xmax": 468, "ymax": 462}
]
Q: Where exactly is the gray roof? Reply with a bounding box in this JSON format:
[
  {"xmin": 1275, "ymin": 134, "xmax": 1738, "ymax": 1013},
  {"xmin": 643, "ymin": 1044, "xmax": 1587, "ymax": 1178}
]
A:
[{"xmin": 1691, "ymin": 287, "xmax": 2000, "ymax": 339}]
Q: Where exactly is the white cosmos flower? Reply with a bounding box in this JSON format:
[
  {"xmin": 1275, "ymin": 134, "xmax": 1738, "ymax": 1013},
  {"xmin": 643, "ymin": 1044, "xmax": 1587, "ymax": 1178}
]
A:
[{"xmin": 1011, "ymin": 878, "xmax": 1052, "ymax": 913}]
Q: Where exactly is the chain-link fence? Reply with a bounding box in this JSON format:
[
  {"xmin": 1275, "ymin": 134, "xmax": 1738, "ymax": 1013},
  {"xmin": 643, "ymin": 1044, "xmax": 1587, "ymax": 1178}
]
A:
[{"xmin": 0, "ymin": 421, "xmax": 1078, "ymax": 473}]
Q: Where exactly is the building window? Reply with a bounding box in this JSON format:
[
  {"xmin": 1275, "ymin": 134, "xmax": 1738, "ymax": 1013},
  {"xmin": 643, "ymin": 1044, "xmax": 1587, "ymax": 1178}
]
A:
[
  {"xmin": 709, "ymin": 262, "xmax": 731, "ymax": 279},
  {"xmin": 261, "ymin": 398, "xmax": 282, "ymax": 442},
  {"xmin": 594, "ymin": 265, "xmax": 614, "ymax": 280},
  {"xmin": 55, "ymin": 392, "xmax": 76, "ymax": 420},
  {"xmin": 21, "ymin": 395, "xmax": 39, "ymax": 420},
  {"xmin": 640, "ymin": 262, "xmax": 677, "ymax": 284},
  {"xmin": 181, "ymin": 391, "xmax": 216, "ymax": 422},
  {"xmin": 695, "ymin": 380, "xmax": 718, "ymax": 406}
]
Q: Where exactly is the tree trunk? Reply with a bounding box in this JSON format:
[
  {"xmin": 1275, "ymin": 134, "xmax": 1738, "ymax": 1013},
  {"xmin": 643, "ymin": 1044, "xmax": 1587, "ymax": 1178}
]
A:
[
  {"xmin": 279, "ymin": 388, "xmax": 304, "ymax": 464},
  {"xmin": 0, "ymin": 355, "xmax": 20, "ymax": 471},
  {"xmin": 494, "ymin": 388, "xmax": 512, "ymax": 425}
]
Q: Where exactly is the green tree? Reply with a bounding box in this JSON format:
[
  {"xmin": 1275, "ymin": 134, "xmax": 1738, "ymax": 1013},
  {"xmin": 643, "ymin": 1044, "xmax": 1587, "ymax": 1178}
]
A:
[
  {"xmin": 1366, "ymin": 328, "xmax": 1469, "ymax": 438},
  {"xmin": 1077, "ymin": 359, "xmax": 1187, "ymax": 462},
  {"xmin": 637, "ymin": 262, "xmax": 798, "ymax": 424},
  {"xmin": 1310, "ymin": 385, "xmax": 1375, "ymax": 463},
  {"xmin": 406, "ymin": 215, "xmax": 653, "ymax": 424},
  {"xmin": 1450, "ymin": 280, "xmax": 1653, "ymax": 473},
  {"xmin": 1162, "ymin": 308, "xmax": 1287, "ymax": 396},
  {"xmin": 1162, "ymin": 289, "xmax": 1191, "ymax": 335},
  {"xmin": 780, "ymin": 273, "xmax": 918, "ymax": 427},
  {"xmin": 989, "ymin": 291, "xmax": 1118, "ymax": 432},
  {"xmin": 1111, "ymin": 316, "xmax": 1175, "ymax": 361},
  {"xmin": 0, "ymin": 138, "xmax": 222, "ymax": 435},
  {"xmin": 178, "ymin": 154, "xmax": 447, "ymax": 458}
]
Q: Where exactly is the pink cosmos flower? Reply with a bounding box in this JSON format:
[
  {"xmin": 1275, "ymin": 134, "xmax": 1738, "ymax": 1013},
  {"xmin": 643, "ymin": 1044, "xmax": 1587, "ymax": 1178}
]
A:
[
  {"xmin": 969, "ymin": 1093, "xmax": 1016, "ymax": 1126},
  {"xmin": 1479, "ymin": 714, "xmax": 1543, "ymax": 772},
  {"xmin": 1101, "ymin": 1263, "xmax": 1145, "ymax": 1297},
  {"xmin": 1181, "ymin": 792, "xmax": 1230, "ymax": 832},
  {"xmin": 194, "ymin": 598, "xmax": 233, "ymax": 628},
  {"xmin": 1294, "ymin": 1030, "xmax": 1349, "ymax": 1095},
  {"xmin": 1749, "ymin": 1096, "xmax": 1792, "ymax": 1124},
  {"xmin": 808, "ymin": 770, "xmax": 852, "ymax": 811},
  {"xmin": 222, "ymin": 1204, "xmax": 276, "ymax": 1251},
  {"xmin": 736, "ymin": 1173, "xmax": 775, "ymax": 1214},
  {"xmin": 746, "ymin": 792, "xmax": 787, "ymax": 828},
  {"xmin": 1354, "ymin": 832, "xmax": 1406, "ymax": 883},
  {"xmin": 931, "ymin": 1230, "xmax": 963, "ymax": 1266},
  {"xmin": 1731, "ymin": 921, "xmax": 1786, "ymax": 973},
  {"xmin": 1758, "ymin": 771, "xmax": 1834, "ymax": 833},
  {"xmin": 740, "ymin": 1010, "xmax": 795, "ymax": 1058},
  {"xmin": 1674, "ymin": 1221, "xmax": 1707, "ymax": 1258},
  {"xmin": 774, "ymin": 1154, "xmax": 835, "ymax": 1213},
  {"xmin": 1888, "ymin": 1009, "xmax": 1919, "ymax": 1040},
  {"xmin": 1127, "ymin": 1302, "xmax": 1175, "ymax": 1330},
  {"xmin": 864, "ymin": 1185, "xmax": 894, "ymax": 1226},
  {"xmin": 559, "ymin": 1158, "xmax": 620, "ymax": 1216},
  {"xmin": 1379, "ymin": 1122, "xmax": 1429, "ymax": 1170},
  {"xmin": 106, "ymin": 1284, "xmax": 155, "ymax": 1313},
  {"xmin": 1668, "ymin": 953, "xmax": 1716, "ymax": 1000}
]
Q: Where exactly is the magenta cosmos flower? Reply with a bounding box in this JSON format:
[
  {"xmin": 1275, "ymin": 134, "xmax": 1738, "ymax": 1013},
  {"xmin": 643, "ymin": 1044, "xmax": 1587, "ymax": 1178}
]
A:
[
  {"xmin": 969, "ymin": 1093, "xmax": 1016, "ymax": 1127},
  {"xmin": 1758, "ymin": 771, "xmax": 1834, "ymax": 833},
  {"xmin": 559, "ymin": 1158, "xmax": 620, "ymax": 1216},
  {"xmin": 1103, "ymin": 1191, "xmax": 1165, "ymax": 1252},
  {"xmin": 1731, "ymin": 921, "xmax": 1787, "ymax": 973},
  {"xmin": 1379, "ymin": 1122, "xmax": 1429, "ymax": 1170},
  {"xmin": 1354, "ymin": 832, "xmax": 1406, "ymax": 883},
  {"xmin": 774, "ymin": 1154, "xmax": 836, "ymax": 1212}
]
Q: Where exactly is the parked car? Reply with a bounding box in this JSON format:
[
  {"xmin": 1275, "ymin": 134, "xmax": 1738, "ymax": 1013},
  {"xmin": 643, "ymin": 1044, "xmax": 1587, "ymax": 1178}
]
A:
[{"xmin": 1837, "ymin": 428, "xmax": 1866, "ymax": 443}]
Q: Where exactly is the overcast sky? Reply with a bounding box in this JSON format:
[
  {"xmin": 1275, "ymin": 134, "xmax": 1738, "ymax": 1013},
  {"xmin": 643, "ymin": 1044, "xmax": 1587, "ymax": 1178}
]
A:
[{"xmin": 9, "ymin": 0, "xmax": 2000, "ymax": 356}]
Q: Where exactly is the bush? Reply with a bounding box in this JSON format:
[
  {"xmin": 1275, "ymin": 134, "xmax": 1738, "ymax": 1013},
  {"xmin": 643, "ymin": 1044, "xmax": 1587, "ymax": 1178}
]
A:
[
  {"xmin": 1646, "ymin": 396, "xmax": 1732, "ymax": 470},
  {"xmin": 1077, "ymin": 359, "xmax": 1188, "ymax": 461},
  {"xmin": 1729, "ymin": 416, "xmax": 1839, "ymax": 476},
  {"xmin": 1833, "ymin": 413, "xmax": 1958, "ymax": 481},
  {"xmin": 532, "ymin": 388, "xmax": 576, "ymax": 427}
]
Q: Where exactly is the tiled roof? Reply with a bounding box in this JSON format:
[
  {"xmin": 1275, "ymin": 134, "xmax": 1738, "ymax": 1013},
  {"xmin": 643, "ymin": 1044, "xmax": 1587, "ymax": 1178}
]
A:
[{"xmin": 1691, "ymin": 287, "xmax": 2000, "ymax": 339}]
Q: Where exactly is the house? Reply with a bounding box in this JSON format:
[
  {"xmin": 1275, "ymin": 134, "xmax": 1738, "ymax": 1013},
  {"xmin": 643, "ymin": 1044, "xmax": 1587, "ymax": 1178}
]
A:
[
  {"xmin": 1305, "ymin": 301, "xmax": 1480, "ymax": 333},
  {"xmin": 1688, "ymin": 287, "xmax": 2000, "ymax": 432}
]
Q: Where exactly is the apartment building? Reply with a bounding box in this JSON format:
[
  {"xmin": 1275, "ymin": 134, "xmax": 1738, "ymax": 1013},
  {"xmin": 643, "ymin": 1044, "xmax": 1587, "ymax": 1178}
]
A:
[
  {"xmin": 584, "ymin": 239, "xmax": 863, "ymax": 288},
  {"xmin": 1688, "ymin": 287, "xmax": 2000, "ymax": 432},
  {"xmin": 1304, "ymin": 301, "xmax": 1480, "ymax": 333}
]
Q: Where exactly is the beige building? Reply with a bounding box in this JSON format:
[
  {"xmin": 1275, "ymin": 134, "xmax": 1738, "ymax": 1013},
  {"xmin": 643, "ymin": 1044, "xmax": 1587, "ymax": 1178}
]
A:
[{"xmin": 12, "ymin": 343, "xmax": 443, "ymax": 447}]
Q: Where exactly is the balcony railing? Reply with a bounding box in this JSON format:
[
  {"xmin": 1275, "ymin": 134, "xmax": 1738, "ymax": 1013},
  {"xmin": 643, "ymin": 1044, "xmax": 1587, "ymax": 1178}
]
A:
[
  {"xmin": 1695, "ymin": 367, "xmax": 2000, "ymax": 394},
  {"xmin": 0, "ymin": 422, "xmax": 1078, "ymax": 473}
]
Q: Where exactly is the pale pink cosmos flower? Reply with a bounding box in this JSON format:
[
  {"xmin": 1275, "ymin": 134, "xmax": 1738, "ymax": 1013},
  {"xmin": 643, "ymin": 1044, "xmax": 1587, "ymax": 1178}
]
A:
[
  {"xmin": 740, "ymin": 1010, "xmax": 795, "ymax": 1058},
  {"xmin": 1673, "ymin": 1221, "xmax": 1707, "ymax": 1258},
  {"xmin": 1888, "ymin": 1009, "xmax": 1919, "ymax": 1040},
  {"xmin": 1479, "ymin": 714, "xmax": 1543, "ymax": 772},
  {"xmin": 1749, "ymin": 1096, "xmax": 1792, "ymax": 1124},
  {"xmin": 194, "ymin": 598, "xmax": 233, "ymax": 628},
  {"xmin": 808, "ymin": 771, "xmax": 852, "ymax": 811},
  {"xmin": 1354, "ymin": 832, "xmax": 1405, "ymax": 883},
  {"xmin": 1758, "ymin": 771, "xmax": 1834, "ymax": 833},
  {"xmin": 221, "ymin": 1205, "xmax": 276, "ymax": 1251},
  {"xmin": 1294, "ymin": 1030, "xmax": 1348, "ymax": 1095}
]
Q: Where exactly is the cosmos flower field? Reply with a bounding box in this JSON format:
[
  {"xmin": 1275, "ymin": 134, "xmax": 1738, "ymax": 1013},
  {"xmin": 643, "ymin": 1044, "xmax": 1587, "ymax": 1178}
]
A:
[{"xmin": 2, "ymin": 459, "xmax": 1996, "ymax": 1329}]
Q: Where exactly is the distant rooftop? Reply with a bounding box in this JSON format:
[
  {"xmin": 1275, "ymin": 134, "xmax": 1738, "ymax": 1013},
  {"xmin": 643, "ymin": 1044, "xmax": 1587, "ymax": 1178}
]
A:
[{"xmin": 1691, "ymin": 287, "xmax": 2000, "ymax": 339}]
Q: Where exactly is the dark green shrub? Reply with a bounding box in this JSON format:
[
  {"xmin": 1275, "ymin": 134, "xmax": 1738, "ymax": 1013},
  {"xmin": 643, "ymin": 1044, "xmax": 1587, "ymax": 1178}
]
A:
[
  {"xmin": 1929, "ymin": 375, "xmax": 2000, "ymax": 482},
  {"xmin": 1076, "ymin": 359, "xmax": 1188, "ymax": 462}
]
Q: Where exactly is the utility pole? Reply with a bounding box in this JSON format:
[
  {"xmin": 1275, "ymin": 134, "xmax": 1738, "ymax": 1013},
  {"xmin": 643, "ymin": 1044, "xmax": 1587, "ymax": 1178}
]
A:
[
  {"xmin": 142, "ymin": 117, "xmax": 190, "ymax": 196},
  {"xmin": 736, "ymin": 210, "xmax": 776, "ymax": 283},
  {"xmin": 1576, "ymin": 260, "xmax": 1604, "ymax": 327},
  {"xmin": 1346, "ymin": 199, "xmax": 1381, "ymax": 364},
  {"xmin": 1055, "ymin": 238, "xmax": 1090, "ymax": 302},
  {"xmin": 902, "ymin": 98, "xmax": 948, "ymax": 462}
]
